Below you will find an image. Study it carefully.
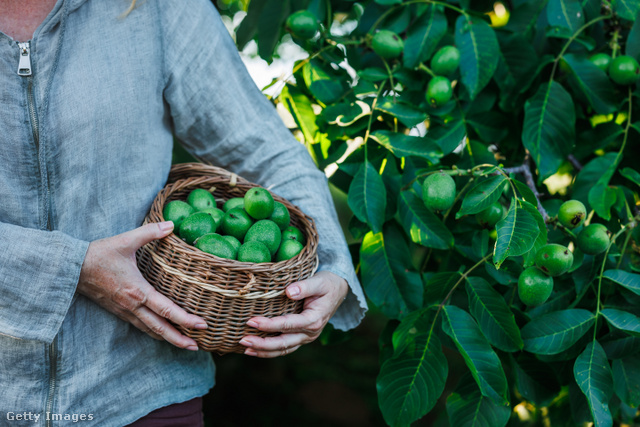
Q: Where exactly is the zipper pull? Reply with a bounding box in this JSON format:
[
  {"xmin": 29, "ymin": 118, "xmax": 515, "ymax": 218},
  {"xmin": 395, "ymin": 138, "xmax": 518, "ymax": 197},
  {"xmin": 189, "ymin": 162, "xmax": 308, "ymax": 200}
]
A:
[{"xmin": 17, "ymin": 42, "xmax": 32, "ymax": 76}]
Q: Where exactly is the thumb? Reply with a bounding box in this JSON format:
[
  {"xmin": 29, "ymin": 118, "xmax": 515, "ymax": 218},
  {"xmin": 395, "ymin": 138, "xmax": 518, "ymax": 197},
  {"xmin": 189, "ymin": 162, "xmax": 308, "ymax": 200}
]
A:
[
  {"xmin": 285, "ymin": 275, "xmax": 324, "ymax": 300},
  {"xmin": 119, "ymin": 221, "xmax": 174, "ymax": 251}
]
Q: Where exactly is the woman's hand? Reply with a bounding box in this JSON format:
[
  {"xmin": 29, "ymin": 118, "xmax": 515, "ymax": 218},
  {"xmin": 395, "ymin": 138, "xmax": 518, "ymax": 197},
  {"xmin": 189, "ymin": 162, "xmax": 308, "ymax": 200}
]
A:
[
  {"xmin": 239, "ymin": 270, "xmax": 349, "ymax": 358},
  {"xmin": 77, "ymin": 221, "xmax": 208, "ymax": 350}
]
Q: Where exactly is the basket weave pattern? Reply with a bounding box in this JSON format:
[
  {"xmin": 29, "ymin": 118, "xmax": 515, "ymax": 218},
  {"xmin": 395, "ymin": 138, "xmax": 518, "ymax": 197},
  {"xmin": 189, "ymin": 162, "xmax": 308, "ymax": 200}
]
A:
[{"xmin": 136, "ymin": 163, "xmax": 319, "ymax": 354}]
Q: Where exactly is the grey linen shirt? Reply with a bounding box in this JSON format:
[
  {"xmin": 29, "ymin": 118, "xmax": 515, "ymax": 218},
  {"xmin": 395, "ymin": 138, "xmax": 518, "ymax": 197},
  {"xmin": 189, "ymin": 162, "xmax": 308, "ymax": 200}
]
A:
[{"xmin": 0, "ymin": 0, "xmax": 366, "ymax": 424}]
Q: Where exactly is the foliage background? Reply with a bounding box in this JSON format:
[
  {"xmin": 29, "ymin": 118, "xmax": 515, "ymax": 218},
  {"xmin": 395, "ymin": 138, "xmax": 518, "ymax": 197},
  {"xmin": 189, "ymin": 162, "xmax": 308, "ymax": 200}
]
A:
[{"xmin": 170, "ymin": 0, "xmax": 640, "ymax": 425}]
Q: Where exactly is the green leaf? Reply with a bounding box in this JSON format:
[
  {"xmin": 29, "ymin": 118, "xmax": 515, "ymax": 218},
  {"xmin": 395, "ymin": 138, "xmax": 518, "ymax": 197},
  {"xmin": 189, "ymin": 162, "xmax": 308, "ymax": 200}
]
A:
[
  {"xmin": 370, "ymin": 130, "xmax": 443, "ymax": 163},
  {"xmin": 546, "ymin": 26, "xmax": 596, "ymax": 50},
  {"xmin": 398, "ymin": 190, "xmax": 454, "ymax": 250},
  {"xmin": 513, "ymin": 180, "xmax": 538, "ymax": 206},
  {"xmin": 457, "ymin": 175, "xmax": 508, "ymax": 218},
  {"xmin": 521, "ymin": 200, "xmax": 548, "ymax": 268},
  {"xmin": 522, "ymin": 81, "xmax": 576, "ymax": 181},
  {"xmin": 279, "ymin": 85, "xmax": 319, "ymax": 146},
  {"xmin": 603, "ymin": 270, "xmax": 640, "ymax": 296},
  {"xmin": 612, "ymin": 355, "xmax": 640, "ymax": 408},
  {"xmin": 547, "ymin": 0, "xmax": 585, "ymax": 33},
  {"xmin": 621, "ymin": 167, "xmax": 640, "ymax": 187},
  {"xmin": 376, "ymin": 98, "xmax": 428, "ymax": 128},
  {"xmin": 573, "ymin": 153, "xmax": 619, "ymax": 211},
  {"xmin": 360, "ymin": 230, "xmax": 422, "ymax": 320},
  {"xmin": 358, "ymin": 67, "xmax": 388, "ymax": 82},
  {"xmin": 307, "ymin": 0, "xmax": 328, "ymax": 23},
  {"xmin": 442, "ymin": 306, "xmax": 509, "ymax": 405},
  {"xmin": 573, "ymin": 341, "xmax": 614, "ymax": 427},
  {"xmin": 303, "ymin": 60, "xmax": 347, "ymax": 105},
  {"xmin": 494, "ymin": 34, "xmax": 539, "ymax": 110},
  {"xmin": 601, "ymin": 308, "xmax": 640, "ymax": 337},
  {"xmin": 236, "ymin": 0, "xmax": 266, "ymax": 50},
  {"xmin": 612, "ymin": 0, "xmax": 640, "ymax": 20},
  {"xmin": 466, "ymin": 276, "xmax": 524, "ymax": 352},
  {"xmin": 493, "ymin": 200, "xmax": 540, "ymax": 269},
  {"xmin": 403, "ymin": 5, "xmax": 447, "ymax": 69},
  {"xmin": 424, "ymin": 272, "xmax": 462, "ymax": 305},
  {"xmin": 378, "ymin": 327, "xmax": 448, "ymax": 426},
  {"xmin": 374, "ymin": 0, "xmax": 402, "ymax": 4},
  {"xmin": 348, "ymin": 161, "xmax": 387, "ymax": 233},
  {"xmin": 454, "ymin": 15, "xmax": 500, "ymax": 100},
  {"xmin": 427, "ymin": 120, "xmax": 467, "ymax": 156},
  {"xmin": 627, "ymin": 17, "xmax": 640, "ymax": 60},
  {"xmin": 588, "ymin": 152, "xmax": 621, "ymax": 221},
  {"xmin": 513, "ymin": 354, "xmax": 562, "ymax": 407},
  {"xmin": 466, "ymin": 112, "xmax": 509, "ymax": 143},
  {"xmin": 257, "ymin": 0, "xmax": 290, "ymax": 61},
  {"xmin": 521, "ymin": 309, "xmax": 595, "ymax": 355},
  {"xmin": 563, "ymin": 53, "xmax": 618, "ymax": 115},
  {"xmin": 446, "ymin": 372, "xmax": 510, "ymax": 427},
  {"xmin": 602, "ymin": 334, "xmax": 640, "ymax": 359}
]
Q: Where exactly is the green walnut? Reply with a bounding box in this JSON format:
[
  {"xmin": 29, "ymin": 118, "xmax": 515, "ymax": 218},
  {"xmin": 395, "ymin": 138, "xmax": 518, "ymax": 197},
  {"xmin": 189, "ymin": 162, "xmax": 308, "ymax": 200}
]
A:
[
  {"xmin": 608, "ymin": 55, "xmax": 640, "ymax": 86},
  {"xmin": 426, "ymin": 76, "xmax": 453, "ymax": 108},
  {"xmin": 476, "ymin": 202, "xmax": 505, "ymax": 229},
  {"xmin": 518, "ymin": 267, "xmax": 554, "ymax": 306},
  {"xmin": 422, "ymin": 172, "xmax": 456, "ymax": 212},
  {"xmin": 557, "ymin": 199, "xmax": 586, "ymax": 229},
  {"xmin": 371, "ymin": 30, "xmax": 404, "ymax": 60},
  {"xmin": 430, "ymin": 46, "xmax": 461, "ymax": 76},
  {"xmin": 285, "ymin": 11, "xmax": 319, "ymax": 40},
  {"xmin": 535, "ymin": 244, "xmax": 573, "ymax": 277},
  {"xmin": 589, "ymin": 53, "xmax": 612, "ymax": 72},
  {"xmin": 577, "ymin": 223, "xmax": 610, "ymax": 255}
]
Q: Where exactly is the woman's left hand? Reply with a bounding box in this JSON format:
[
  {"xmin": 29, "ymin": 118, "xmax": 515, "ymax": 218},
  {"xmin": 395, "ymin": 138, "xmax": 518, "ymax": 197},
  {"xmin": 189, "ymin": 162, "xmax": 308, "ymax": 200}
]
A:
[{"xmin": 239, "ymin": 270, "xmax": 349, "ymax": 358}]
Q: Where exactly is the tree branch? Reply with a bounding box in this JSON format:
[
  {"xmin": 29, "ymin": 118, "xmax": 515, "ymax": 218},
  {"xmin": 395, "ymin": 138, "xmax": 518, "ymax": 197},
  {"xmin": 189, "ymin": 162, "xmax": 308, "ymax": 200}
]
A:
[{"xmin": 503, "ymin": 158, "xmax": 550, "ymax": 223}]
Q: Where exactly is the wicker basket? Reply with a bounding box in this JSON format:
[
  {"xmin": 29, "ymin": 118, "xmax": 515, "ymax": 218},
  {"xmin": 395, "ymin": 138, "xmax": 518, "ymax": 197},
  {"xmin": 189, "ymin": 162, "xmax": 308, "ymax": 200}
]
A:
[{"xmin": 136, "ymin": 163, "xmax": 319, "ymax": 354}]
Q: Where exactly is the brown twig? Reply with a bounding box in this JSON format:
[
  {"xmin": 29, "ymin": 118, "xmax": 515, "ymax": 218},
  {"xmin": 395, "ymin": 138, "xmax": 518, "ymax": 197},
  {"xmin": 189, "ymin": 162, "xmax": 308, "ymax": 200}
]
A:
[
  {"xmin": 502, "ymin": 157, "xmax": 550, "ymax": 223},
  {"xmin": 567, "ymin": 154, "xmax": 583, "ymax": 171}
]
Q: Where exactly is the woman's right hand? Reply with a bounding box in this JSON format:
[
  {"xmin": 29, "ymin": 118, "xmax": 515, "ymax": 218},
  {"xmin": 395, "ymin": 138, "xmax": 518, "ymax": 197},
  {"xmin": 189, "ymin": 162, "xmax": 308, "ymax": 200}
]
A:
[{"xmin": 77, "ymin": 221, "xmax": 207, "ymax": 350}]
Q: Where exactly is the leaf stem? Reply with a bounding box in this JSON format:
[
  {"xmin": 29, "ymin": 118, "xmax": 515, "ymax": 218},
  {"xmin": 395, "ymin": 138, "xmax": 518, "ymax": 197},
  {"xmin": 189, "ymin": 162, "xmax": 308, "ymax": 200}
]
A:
[
  {"xmin": 418, "ymin": 63, "xmax": 437, "ymax": 78},
  {"xmin": 548, "ymin": 13, "xmax": 612, "ymax": 83},
  {"xmin": 592, "ymin": 223, "xmax": 636, "ymax": 339},
  {"xmin": 437, "ymin": 254, "xmax": 492, "ymax": 311},
  {"xmin": 363, "ymin": 81, "xmax": 388, "ymax": 153}
]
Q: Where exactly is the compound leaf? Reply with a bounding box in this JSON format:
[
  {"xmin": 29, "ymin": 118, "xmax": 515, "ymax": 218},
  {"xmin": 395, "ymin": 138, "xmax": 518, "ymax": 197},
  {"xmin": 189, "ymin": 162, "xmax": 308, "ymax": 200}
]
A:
[{"xmin": 378, "ymin": 311, "xmax": 448, "ymax": 427}]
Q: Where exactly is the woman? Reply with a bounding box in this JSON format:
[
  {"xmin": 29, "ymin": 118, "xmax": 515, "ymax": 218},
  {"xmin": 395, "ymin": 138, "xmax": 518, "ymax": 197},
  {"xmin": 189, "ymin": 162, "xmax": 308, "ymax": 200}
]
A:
[{"xmin": 0, "ymin": 0, "xmax": 366, "ymax": 425}]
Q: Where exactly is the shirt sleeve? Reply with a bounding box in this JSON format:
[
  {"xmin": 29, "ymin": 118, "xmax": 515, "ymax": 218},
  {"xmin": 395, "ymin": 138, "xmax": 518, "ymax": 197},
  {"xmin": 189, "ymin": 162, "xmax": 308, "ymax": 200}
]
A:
[
  {"xmin": 0, "ymin": 222, "xmax": 89, "ymax": 342},
  {"xmin": 159, "ymin": 0, "xmax": 367, "ymax": 330}
]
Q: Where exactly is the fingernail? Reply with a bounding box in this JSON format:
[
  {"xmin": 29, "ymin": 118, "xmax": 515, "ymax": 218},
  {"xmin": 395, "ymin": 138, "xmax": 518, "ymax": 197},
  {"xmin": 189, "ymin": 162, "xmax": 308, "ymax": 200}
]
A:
[
  {"xmin": 186, "ymin": 345, "xmax": 198, "ymax": 351},
  {"xmin": 247, "ymin": 320, "xmax": 259, "ymax": 328},
  {"xmin": 245, "ymin": 349, "xmax": 257, "ymax": 357},
  {"xmin": 239, "ymin": 338, "xmax": 252, "ymax": 347},
  {"xmin": 159, "ymin": 221, "xmax": 174, "ymax": 232},
  {"xmin": 288, "ymin": 285, "xmax": 300, "ymax": 298},
  {"xmin": 195, "ymin": 322, "xmax": 208, "ymax": 329}
]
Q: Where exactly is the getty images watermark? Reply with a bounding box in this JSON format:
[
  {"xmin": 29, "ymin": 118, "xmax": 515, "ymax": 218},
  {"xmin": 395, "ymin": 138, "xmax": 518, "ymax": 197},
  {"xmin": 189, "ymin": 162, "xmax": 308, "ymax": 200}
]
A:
[{"xmin": 6, "ymin": 412, "xmax": 95, "ymax": 423}]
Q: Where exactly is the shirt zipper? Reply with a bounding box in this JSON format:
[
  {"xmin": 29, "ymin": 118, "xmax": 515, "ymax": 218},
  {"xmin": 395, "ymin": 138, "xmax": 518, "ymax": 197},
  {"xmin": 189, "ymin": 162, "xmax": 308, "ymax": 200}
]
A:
[{"xmin": 18, "ymin": 41, "xmax": 58, "ymax": 427}]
